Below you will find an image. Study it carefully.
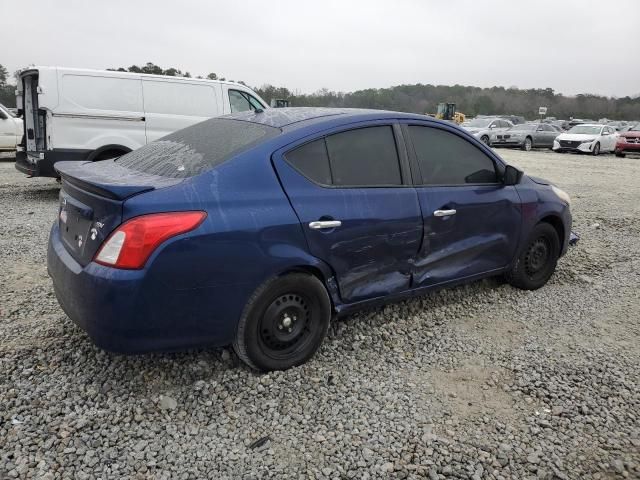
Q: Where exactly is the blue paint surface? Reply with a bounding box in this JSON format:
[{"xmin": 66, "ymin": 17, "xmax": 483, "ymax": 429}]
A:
[{"xmin": 48, "ymin": 108, "xmax": 572, "ymax": 352}]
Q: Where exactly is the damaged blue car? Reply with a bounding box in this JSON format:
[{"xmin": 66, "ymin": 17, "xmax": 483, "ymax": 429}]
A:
[{"xmin": 48, "ymin": 108, "xmax": 575, "ymax": 371}]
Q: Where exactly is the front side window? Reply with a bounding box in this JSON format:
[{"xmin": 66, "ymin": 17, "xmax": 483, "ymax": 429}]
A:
[
  {"xmin": 229, "ymin": 89, "xmax": 263, "ymax": 113},
  {"xmin": 409, "ymin": 125, "xmax": 498, "ymax": 185},
  {"xmin": 285, "ymin": 126, "xmax": 402, "ymax": 187}
]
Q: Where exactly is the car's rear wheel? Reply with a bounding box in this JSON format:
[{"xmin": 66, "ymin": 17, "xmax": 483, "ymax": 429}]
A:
[
  {"xmin": 506, "ymin": 223, "xmax": 560, "ymax": 290},
  {"xmin": 592, "ymin": 142, "xmax": 600, "ymax": 156},
  {"xmin": 233, "ymin": 273, "xmax": 331, "ymax": 371},
  {"xmin": 480, "ymin": 135, "xmax": 490, "ymax": 146},
  {"xmin": 522, "ymin": 137, "xmax": 532, "ymax": 151}
]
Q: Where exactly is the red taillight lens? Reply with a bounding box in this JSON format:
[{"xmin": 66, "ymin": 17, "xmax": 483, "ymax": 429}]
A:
[{"xmin": 94, "ymin": 211, "xmax": 207, "ymax": 269}]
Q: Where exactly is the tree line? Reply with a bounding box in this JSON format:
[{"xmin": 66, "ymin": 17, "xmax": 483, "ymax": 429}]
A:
[
  {"xmin": 2, "ymin": 62, "xmax": 639, "ymax": 120},
  {"xmin": 255, "ymin": 84, "xmax": 640, "ymax": 121}
]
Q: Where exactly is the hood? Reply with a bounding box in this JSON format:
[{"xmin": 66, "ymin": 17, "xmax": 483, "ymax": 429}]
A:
[
  {"xmin": 463, "ymin": 127, "xmax": 484, "ymax": 134},
  {"xmin": 528, "ymin": 175, "xmax": 552, "ymax": 186},
  {"xmin": 557, "ymin": 133, "xmax": 599, "ymax": 141},
  {"xmin": 621, "ymin": 131, "xmax": 640, "ymax": 138}
]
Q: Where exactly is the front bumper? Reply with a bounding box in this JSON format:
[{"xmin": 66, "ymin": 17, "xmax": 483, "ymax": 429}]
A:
[
  {"xmin": 492, "ymin": 137, "xmax": 525, "ymax": 148},
  {"xmin": 615, "ymin": 141, "xmax": 640, "ymax": 155},
  {"xmin": 553, "ymin": 141, "xmax": 597, "ymax": 153},
  {"xmin": 47, "ymin": 223, "xmax": 244, "ymax": 353}
]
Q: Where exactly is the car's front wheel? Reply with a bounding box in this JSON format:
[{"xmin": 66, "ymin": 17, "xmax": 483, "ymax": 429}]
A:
[
  {"xmin": 233, "ymin": 273, "xmax": 331, "ymax": 371},
  {"xmin": 506, "ymin": 223, "xmax": 560, "ymax": 290},
  {"xmin": 592, "ymin": 142, "xmax": 600, "ymax": 156},
  {"xmin": 522, "ymin": 137, "xmax": 533, "ymax": 151},
  {"xmin": 480, "ymin": 135, "xmax": 490, "ymax": 146}
]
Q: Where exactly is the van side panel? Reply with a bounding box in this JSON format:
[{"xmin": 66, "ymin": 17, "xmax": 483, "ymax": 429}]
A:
[
  {"xmin": 142, "ymin": 80, "xmax": 223, "ymax": 142},
  {"xmin": 53, "ymin": 72, "xmax": 146, "ymax": 152}
]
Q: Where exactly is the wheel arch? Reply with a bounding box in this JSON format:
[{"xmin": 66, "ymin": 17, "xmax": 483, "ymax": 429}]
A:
[
  {"xmin": 275, "ymin": 263, "xmax": 340, "ymax": 313},
  {"xmin": 539, "ymin": 214, "xmax": 565, "ymax": 253},
  {"xmin": 87, "ymin": 144, "xmax": 132, "ymax": 161}
]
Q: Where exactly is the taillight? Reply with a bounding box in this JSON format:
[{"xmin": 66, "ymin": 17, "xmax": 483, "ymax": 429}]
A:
[{"xmin": 94, "ymin": 211, "xmax": 206, "ymax": 269}]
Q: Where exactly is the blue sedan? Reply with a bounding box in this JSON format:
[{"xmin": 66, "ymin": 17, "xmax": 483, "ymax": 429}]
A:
[{"xmin": 48, "ymin": 108, "xmax": 575, "ymax": 371}]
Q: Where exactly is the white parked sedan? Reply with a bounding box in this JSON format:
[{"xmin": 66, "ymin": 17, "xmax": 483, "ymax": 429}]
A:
[{"xmin": 553, "ymin": 124, "xmax": 617, "ymax": 155}]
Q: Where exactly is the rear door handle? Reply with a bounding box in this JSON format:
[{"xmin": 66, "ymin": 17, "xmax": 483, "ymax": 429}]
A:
[
  {"xmin": 309, "ymin": 220, "xmax": 342, "ymax": 230},
  {"xmin": 433, "ymin": 209, "xmax": 457, "ymax": 217}
]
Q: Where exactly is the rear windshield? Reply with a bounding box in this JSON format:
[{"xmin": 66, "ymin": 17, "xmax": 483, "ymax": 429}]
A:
[{"xmin": 117, "ymin": 118, "xmax": 280, "ymax": 178}]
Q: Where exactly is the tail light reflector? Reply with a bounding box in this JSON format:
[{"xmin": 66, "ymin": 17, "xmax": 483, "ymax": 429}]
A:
[{"xmin": 94, "ymin": 211, "xmax": 206, "ymax": 269}]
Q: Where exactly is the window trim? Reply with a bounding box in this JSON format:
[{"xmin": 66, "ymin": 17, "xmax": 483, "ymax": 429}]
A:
[
  {"xmin": 281, "ymin": 121, "xmax": 413, "ymax": 189},
  {"xmin": 403, "ymin": 122, "xmax": 505, "ymax": 187}
]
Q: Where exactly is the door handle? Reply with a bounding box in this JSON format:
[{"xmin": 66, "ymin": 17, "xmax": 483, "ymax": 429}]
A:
[
  {"xmin": 433, "ymin": 209, "xmax": 457, "ymax": 217},
  {"xmin": 309, "ymin": 220, "xmax": 342, "ymax": 230}
]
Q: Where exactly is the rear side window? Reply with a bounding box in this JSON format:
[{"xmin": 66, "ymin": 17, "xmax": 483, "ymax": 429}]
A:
[
  {"xmin": 409, "ymin": 126, "xmax": 498, "ymax": 185},
  {"xmin": 118, "ymin": 118, "xmax": 279, "ymax": 178},
  {"xmin": 285, "ymin": 126, "xmax": 402, "ymax": 187},
  {"xmin": 285, "ymin": 139, "xmax": 332, "ymax": 185}
]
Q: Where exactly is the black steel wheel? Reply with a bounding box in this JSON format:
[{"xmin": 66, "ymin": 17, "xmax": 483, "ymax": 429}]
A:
[
  {"xmin": 506, "ymin": 223, "xmax": 560, "ymax": 290},
  {"xmin": 233, "ymin": 273, "xmax": 331, "ymax": 371}
]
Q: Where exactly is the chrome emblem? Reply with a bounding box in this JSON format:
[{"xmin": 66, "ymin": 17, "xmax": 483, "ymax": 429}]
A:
[
  {"xmin": 59, "ymin": 210, "xmax": 68, "ymax": 224},
  {"xmin": 90, "ymin": 228, "xmax": 98, "ymax": 241},
  {"xmin": 77, "ymin": 235, "xmax": 83, "ymax": 248}
]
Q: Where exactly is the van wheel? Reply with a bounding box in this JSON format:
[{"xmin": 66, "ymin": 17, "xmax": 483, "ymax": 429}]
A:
[
  {"xmin": 506, "ymin": 223, "xmax": 559, "ymax": 290},
  {"xmin": 233, "ymin": 273, "xmax": 331, "ymax": 371}
]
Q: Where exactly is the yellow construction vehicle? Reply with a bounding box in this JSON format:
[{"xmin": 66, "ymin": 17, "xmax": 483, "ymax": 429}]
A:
[{"xmin": 432, "ymin": 102, "xmax": 466, "ymax": 124}]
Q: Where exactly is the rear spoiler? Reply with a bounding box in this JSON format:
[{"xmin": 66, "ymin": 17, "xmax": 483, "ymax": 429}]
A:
[{"xmin": 54, "ymin": 160, "xmax": 181, "ymax": 201}]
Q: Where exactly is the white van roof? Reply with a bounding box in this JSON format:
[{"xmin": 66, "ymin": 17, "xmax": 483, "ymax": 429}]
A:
[{"xmin": 20, "ymin": 65, "xmax": 254, "ymax": 89}]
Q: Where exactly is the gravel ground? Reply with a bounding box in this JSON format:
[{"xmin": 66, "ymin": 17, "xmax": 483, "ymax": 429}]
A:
[{"xmin": 1, "ymin": 149, "xmax": 639, "ymax": 479}]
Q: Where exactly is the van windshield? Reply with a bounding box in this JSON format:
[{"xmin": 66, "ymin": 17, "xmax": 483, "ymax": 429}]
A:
[{"xmin": 117, "ymin": 118, "xmax": 280, "ymax": 178}]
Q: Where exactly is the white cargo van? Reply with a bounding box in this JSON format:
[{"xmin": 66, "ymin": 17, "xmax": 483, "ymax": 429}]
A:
[{"xmin": 15, "ymin": 66, "xmax": 268, "ymax": 177}]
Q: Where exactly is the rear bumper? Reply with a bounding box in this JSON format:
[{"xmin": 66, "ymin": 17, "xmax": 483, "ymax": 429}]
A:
[
  {"xmin": 16, "ymin": 149, "xmax": 92, "ymax": 177},
  {"xmin": 47, "ymin": 223, "xmax": 244, "ymax": 353}
]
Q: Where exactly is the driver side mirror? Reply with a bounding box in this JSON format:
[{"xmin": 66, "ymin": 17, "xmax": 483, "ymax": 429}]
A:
[
  {"xmin": 602, "ymin": 131, "xmax": 610, "ymax": 136},
  {"xmin": 503, "ymin": 164, "xmax": 523, "ymax": 186}
]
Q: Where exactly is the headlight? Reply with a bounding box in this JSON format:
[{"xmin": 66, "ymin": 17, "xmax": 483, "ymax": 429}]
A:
[{"xmin": 551, "ymin": 185, "xmax": 571, "ymax": 205}]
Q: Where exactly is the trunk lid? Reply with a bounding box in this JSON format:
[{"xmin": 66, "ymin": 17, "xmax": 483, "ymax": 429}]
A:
[{"xmin": 55, "ymin": 160, "xmax": 181, "ymax": 266}]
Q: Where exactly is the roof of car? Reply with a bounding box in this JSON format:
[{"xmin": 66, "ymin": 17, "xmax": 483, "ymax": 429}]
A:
[{"xmin": 224, "ymin": 107, "xmax": 430, "ymax": 129}]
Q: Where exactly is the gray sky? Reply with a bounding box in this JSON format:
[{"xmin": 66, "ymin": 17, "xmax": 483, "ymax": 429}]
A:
[{"xmin": 2, "ymin": 0, "xmax": 639, "ymax": 97}]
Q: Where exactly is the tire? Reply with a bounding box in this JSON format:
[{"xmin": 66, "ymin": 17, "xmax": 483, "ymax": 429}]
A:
[
  {"xmin": 480, "ymin": 135, "xmax": 490, "ymax": 146},
  {"xmin": 232, "ymin": 273, "xmax": 331, "ymax": 371},
  {"xmin": 521, "ymin": 137, "xmax": 532, "ymax": 151},
  {"xmin": 592, "ymin": 142, "xmax": 600, "ymax": 156},
  {"xmin": 615, "ymin": 152, "xmax": 626, "ymax": 158},
  {"xmin": 506, "ymin": 223, "xmax": 560, "ymax": 290}
]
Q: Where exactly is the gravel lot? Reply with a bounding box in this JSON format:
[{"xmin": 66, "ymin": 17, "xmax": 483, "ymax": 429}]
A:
[{"xmin": 1, "ymin": 149, "xmax": 639, "ymax": 479}]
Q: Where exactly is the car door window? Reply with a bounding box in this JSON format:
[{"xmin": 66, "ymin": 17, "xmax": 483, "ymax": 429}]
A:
[
  {"xmin": 229, "ymin": 89, "xmax": 263, "ymax": 113},
  {"xmin": 285, "ymin": 126, "xmax": 403, "ymax": 187},
  {"xmin": 409, "ymin": 125, "xmax": 498, "ymax": 185},
  {"xmin": 326, "ymin": 126, "xmax": 402, "ymax": 186}
]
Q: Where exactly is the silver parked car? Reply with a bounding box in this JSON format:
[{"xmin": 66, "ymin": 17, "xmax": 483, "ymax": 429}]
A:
[
  {"xmin": 491, "ymin": 123, "xmax": 559, "ymax": 151},
  {"xmin": 460, "ymin": 117, "xmax": 513, "ymax": 145}
]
